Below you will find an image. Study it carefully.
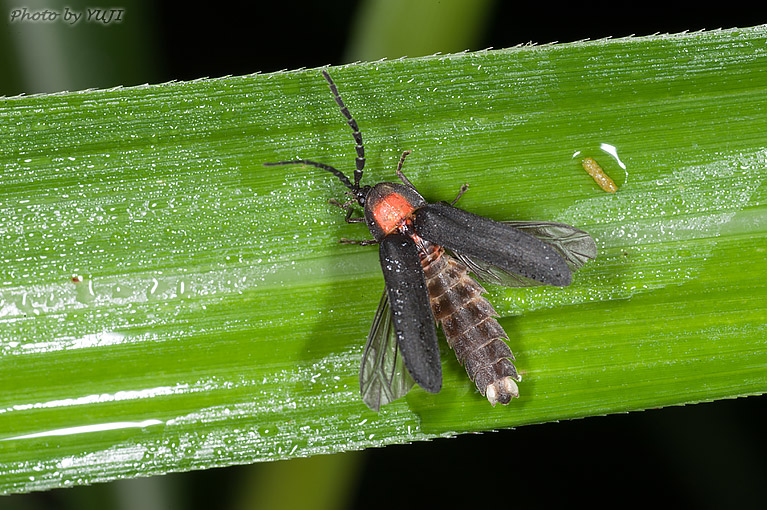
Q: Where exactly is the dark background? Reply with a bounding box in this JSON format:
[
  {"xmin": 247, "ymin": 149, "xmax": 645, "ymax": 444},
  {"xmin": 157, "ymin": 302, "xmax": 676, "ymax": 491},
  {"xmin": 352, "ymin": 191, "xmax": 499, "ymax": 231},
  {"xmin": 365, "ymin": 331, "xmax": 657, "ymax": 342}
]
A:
[{"xmin": 2, "ymin": 2, "xmax": 765, "ymax": 508}]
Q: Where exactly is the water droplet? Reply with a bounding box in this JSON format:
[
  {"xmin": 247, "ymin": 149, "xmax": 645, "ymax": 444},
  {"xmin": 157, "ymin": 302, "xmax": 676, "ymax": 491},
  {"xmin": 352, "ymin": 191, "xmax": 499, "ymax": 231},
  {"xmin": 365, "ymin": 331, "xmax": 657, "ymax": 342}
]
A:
[{"xmin": 74, "ymin": 277, "xmax": 96, "ymax": 304}]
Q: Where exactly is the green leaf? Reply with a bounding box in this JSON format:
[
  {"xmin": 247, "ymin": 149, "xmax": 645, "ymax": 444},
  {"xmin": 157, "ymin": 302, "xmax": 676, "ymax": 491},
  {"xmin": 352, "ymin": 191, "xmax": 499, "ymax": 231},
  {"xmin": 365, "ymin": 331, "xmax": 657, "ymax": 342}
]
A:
[{"xmin": 1, "ymin": 26, "xmax": 766, "ymax": 494}]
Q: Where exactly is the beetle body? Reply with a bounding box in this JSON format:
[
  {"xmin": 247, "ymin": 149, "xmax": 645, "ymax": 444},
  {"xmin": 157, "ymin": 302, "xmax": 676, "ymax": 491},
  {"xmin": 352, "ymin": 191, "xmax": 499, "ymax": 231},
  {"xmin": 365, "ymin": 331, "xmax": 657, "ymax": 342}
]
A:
[
  {"xmin": 265, "ymin": 71, "xmax": 597, "ymax": 411},
  {"xmin": 361, "ymin": 180, "xmax": 524, "ymax": 405}
]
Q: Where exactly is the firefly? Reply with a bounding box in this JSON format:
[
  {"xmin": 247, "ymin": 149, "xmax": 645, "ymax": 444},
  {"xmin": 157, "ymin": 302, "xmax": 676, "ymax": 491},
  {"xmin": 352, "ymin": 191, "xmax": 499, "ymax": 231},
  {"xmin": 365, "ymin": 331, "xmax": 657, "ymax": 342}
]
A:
[{"xmin": 265, "ymin": 71, "xmax": 596, "ymax": 411}]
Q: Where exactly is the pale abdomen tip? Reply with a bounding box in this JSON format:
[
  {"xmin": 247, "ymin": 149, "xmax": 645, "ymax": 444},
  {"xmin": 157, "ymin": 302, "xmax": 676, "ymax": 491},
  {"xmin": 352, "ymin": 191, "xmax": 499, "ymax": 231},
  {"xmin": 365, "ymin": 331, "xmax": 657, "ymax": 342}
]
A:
[{"xmin": 486, "ymin": 377, "xmax": 520, "ymax": 406}]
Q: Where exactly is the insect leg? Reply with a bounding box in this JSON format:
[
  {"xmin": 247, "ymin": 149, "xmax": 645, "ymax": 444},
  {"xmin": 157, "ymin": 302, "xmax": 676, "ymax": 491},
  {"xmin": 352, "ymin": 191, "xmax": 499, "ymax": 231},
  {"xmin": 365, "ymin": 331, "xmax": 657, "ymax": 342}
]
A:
[
  {"xmin": 322, "ymin": 71, "xmax": 366, "ymax": 188},
  {"xmin": 328, "ymin": 198, "xmax": 366, "ymax": 224},
  {"xmin": 395, "ymin": 150, "xmax": 416, "ymax": 189},
  {"xmin": 450, "ymin": 184, "xmax": 470, "ymax": 205}
]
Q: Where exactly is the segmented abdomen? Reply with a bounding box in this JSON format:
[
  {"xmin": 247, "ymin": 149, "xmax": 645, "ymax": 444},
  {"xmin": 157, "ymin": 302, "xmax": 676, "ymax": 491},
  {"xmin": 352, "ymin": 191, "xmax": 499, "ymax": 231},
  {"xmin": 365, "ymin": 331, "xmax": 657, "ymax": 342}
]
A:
[{"xmin": 420, "ymin": 242, "xmax": 520, "ymax": 405}]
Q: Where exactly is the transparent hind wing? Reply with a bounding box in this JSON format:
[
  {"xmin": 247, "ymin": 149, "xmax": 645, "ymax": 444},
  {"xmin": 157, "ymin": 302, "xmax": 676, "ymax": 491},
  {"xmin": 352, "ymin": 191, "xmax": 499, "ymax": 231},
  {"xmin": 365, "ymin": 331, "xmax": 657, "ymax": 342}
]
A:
[
  {"xmin": 451, "ymin": 253, "xmax": 542, "ymax": 288},
  {"xmin": 452, "ymin": 221, "xmax": 597, "ymax": 288},
  {"xmin": 360, "ymin": 291, "xmax": 415, "ymax": 411},
  {"xmin": 504, "ymin": 221, "xmax": 597, "ymax": 270}
]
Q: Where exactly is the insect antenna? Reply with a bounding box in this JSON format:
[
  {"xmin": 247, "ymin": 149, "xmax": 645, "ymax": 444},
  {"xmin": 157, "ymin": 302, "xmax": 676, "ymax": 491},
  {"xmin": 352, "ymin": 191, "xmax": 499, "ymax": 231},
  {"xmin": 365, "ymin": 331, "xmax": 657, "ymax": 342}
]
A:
[
  {"xmin": 263, "ymin": 159, "xmax": 356, "ymax": 192},
  {"xmin": 321, "ymin": 70, "xmax": 366, "ymax": 188}
]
